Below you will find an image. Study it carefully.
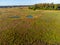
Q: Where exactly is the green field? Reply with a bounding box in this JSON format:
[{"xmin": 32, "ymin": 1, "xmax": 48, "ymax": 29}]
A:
[{"xmin": 0, "ymin": 7, "xmax": 60, "ymax": 45}]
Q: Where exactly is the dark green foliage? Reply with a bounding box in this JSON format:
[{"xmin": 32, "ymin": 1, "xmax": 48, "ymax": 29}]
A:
[{"xmin": 29, "ymin": 3, "xmax": 60, "ymax": 10}]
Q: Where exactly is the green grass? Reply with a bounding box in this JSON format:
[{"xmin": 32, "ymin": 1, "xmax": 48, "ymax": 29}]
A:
[{"xmin": 0, "ymin": 8, "xmax": 60, "ymax": 45}]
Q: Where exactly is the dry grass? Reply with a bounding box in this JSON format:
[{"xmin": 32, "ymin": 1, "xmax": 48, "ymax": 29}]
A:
[{"xmin": 0, "ymin": 7, "xmax": 60, "ymax": 45}]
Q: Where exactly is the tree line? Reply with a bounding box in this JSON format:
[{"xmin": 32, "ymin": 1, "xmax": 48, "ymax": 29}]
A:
[{"xmin": 29, "ymin": 3, "xmax": 60, "ymax": 10}]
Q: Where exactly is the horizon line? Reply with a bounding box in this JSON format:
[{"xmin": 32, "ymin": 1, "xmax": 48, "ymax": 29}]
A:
[{"xmin": 0, "ymin": 3, "xmax": 60, "ymax": 6}]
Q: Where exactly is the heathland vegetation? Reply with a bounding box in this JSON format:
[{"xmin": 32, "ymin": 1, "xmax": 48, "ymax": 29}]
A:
[{"xmin": 0, "ymin": 4, "xmax": 60, "ymax": 45}]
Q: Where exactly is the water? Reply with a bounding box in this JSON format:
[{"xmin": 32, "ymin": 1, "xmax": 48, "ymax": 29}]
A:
[
  {"xmin": 9, "ymin": 16, "xmax": 20, "ymax": 18},
  {"xmin": 26, "ymin": 15, "xmax": 33, "ymax": 18}
]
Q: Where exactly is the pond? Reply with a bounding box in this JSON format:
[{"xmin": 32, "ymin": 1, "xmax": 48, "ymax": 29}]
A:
[
  {"xmin": 26, "ymin": 15, "xmax": 33, "ymax": 18},
  {"xmin": 9, "ymin": 16, "xmax": 20, "ymax": 18}
]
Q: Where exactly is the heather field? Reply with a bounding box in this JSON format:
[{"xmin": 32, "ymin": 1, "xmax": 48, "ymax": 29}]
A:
[{"xmin": 0, "ymin": 7, "xmax": 60, "ymax": 45}]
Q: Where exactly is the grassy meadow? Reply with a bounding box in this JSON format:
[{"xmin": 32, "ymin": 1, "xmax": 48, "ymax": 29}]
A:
[{"xmin": 0, "ymin": 7, "xmax": 60, "ymax": 45}]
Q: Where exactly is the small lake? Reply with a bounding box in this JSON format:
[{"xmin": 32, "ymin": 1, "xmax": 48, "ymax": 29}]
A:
[
  {"xmin": 26, "ymin": 15, "xmax": 33, "ymax": 18},
  {"xmin": 9, "ymin": 16, "xmax": 20, "ymax": 18}
]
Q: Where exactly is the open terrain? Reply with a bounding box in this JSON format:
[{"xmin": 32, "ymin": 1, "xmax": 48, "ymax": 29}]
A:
[{"xmin": 0, "ymin": 7, "xmax": 60, "ymax": 45}]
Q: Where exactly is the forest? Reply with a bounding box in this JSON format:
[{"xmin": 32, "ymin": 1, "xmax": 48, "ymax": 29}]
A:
[{"xmin": 29, "ymin": 3, "xmax": 60, "ymax": 10}]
